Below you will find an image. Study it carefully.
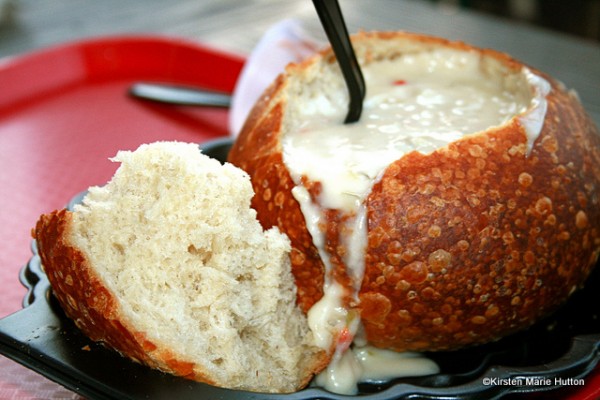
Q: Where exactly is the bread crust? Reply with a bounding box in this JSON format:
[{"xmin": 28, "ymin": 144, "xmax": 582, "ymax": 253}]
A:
[
  {"xmin": 34, "ymin": 209, "xmax": 217, "ymax": 384},
  {"xmin": 228, "ymin": 31, "xmax": 600, "ymax": 351}
]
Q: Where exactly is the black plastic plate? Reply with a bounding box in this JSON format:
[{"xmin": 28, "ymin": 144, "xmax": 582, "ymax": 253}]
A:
[{"xmin": 0, "ymin": 137, "xmax": 598, "ymax": 400}]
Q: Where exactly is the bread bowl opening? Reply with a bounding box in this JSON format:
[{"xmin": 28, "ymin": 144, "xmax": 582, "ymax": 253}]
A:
[{"xmin": 282, "ymin": 45, "xmax": 548, "ymax": 211}]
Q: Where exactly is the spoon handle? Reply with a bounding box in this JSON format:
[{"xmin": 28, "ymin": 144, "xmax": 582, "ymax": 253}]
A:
[
  {"xmin": 312, "ymin": 0, "xmax": 365, "ymax": 123},
  {"xmin": 128, "ymin": 83, "xmax": 231, "ymax": 107}
]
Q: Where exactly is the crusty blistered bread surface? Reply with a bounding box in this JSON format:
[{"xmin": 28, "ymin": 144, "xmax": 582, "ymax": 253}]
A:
[
  {"xmin": 33, "ymin": 142, "xmax": 328, "ymax": 393},
  {"xmin": 228, "ymin": 31, "xmax": 600, "ymax": 351}
]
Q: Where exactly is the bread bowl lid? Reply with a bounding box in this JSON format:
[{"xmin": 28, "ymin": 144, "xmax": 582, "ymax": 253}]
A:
[{"xmin": 0, "ymin": 139, "xmax": 598, "ymax": 400}]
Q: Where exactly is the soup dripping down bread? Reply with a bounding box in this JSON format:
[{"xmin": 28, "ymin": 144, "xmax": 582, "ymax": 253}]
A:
[
  {"xmin": 33, "ymin": 142, "xmax": 329, "ymax": 393},
  {"xmin": 228, "ymin": 31, "xmax": 600, "ymax": 357}
]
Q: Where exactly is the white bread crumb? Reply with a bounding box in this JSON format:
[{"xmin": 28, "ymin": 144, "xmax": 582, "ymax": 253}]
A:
[{"xmin": 69, "ymin": 141, "xmax": 322, "ymax": 392}]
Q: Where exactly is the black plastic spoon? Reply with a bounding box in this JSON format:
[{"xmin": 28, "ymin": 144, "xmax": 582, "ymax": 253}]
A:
[{"xmin": 312, "ymin": 0, "xmax": 365, "ymax": 123}]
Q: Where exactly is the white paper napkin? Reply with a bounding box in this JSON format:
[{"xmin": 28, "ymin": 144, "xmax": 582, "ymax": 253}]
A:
[{"xmin": 228, "ymin": 19, "xmax": 325, "ymax": 137}]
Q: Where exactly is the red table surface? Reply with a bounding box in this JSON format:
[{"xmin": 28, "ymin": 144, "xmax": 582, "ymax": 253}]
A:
[{"xmin": 0, "ymin": 35, "xmax": 598, "ymax": 399}]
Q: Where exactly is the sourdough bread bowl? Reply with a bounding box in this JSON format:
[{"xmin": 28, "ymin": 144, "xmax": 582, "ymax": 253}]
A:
[
  {"xmin": 33, "ymin": 142, "xmax": 328, "ymax": 393},
  {"xmin": 228, "ymin": 31, "xmax": 600, "ymax": 353}
]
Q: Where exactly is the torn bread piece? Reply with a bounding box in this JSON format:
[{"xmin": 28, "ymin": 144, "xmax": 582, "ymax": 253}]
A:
[{"xmin": 33, "ymin": 141, "xmax": 328, "ymax": 393}]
